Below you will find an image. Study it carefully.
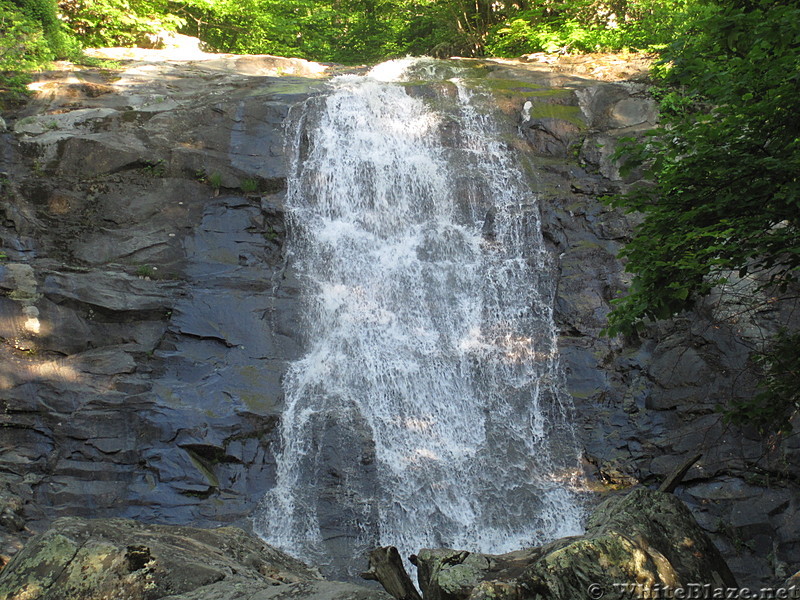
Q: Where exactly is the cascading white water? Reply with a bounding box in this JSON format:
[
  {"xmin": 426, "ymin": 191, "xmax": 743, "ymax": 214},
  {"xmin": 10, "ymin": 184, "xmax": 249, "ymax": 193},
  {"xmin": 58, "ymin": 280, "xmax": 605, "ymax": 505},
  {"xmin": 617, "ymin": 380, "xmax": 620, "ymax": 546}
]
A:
[{"xmin": 253, "ymin": 58, "xmax": 584, "ymax": 577}]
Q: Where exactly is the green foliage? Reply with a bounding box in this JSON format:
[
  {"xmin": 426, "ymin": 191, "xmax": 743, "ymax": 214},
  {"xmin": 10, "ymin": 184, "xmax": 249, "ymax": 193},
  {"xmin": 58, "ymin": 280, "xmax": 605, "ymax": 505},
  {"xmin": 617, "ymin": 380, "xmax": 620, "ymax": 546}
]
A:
[
  {"xmin": 240, "ymin": 178, "xmax": 258, "ymax": 194},
  {"xmin": 26, "ymin": 0, "xmax": 82, "ymax": 55},
  {"xmin": 1, "ymin": 0, "xmax": 87, "ymax": 106},
  {"xmin": 605, "ymin": 0, "xmax": 800, "ymax": 336},
  {"xmin": 58, "ymin": 0, "xmax": 184, "ymax": 47},
  {"xmin": 17, "ymin": 0, "xmax": 81, "ymax": 55},
  {"xmin": 487, "ymin": 17, "xmax": 622, "ymax": 55},
  {"xmin": 175, "ymin": 0, "xmax": 319, "ymax": 59},
  {"xmin": 1, "ymin": 0, "xmax": 77, "ymax": 104},
  {"xmin": 392, "ymin": 0, "xmax": 470, "ymax": 57},
  {"xmin": 2, "ymin": 0, "xmax": 707, "ymax": 73},
  {"xmin": 485, "ymin": 0, "xmax": 698, "ymax": 55},
  {"xmin": 175, "ymin": 0, "xmax": 414, "ymax": 63},
  {"xmin": 1, "ymin": 2, "xmax": 50, "ymax": 67},
  {"xmin": 606, "ymin": 0, "xmax": 800, "ymax": 433}
]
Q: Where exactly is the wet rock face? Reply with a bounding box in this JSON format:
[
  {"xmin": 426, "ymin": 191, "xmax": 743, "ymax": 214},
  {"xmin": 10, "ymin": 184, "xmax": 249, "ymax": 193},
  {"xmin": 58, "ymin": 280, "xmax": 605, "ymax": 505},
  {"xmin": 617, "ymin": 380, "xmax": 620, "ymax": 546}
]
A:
[
  {"xmin": 478, "ymin": 60, "xmax": 799, "ymax": 588},
  {"xmin": 0, "ymin": 516, "xmax": 390, "ymax": 600},
  {"xmin": 0, "ymin": 55, "xmax": 322, "ymax": 557},
  {"xmin": 0, "ymin": 52, "xmax": 797, "ymax": 590}
]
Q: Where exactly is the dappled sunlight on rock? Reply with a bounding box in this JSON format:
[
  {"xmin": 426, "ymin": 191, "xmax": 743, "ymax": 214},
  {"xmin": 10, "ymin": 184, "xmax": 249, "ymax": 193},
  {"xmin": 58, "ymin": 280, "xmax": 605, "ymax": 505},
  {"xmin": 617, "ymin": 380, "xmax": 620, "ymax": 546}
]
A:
[
  {"xmin": 414, "ymin": 488, "xmax": 736, "ymax": 600},
  {"xmin": 25, "ymin": 360, "xmax": 82, "ymax": 383}
]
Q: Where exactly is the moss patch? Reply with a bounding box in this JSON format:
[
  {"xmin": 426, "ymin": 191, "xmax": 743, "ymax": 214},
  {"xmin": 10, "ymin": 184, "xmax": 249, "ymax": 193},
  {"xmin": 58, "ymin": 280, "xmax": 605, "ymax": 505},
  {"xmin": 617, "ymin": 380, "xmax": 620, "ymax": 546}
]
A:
[
  {"xmin": 438, "ymin": 563, "xmax": 482, "ymax": 594},
  {"xmin": 529, "ymin": 103, "xmax": 586, "ymax": 129},
  {"xmin": 0, "ymin": 532, "xmax": 79, "ymax": 596},
  {"xmin": 481, "ymin": 78, "xmax": 572, "ymax": 99}
]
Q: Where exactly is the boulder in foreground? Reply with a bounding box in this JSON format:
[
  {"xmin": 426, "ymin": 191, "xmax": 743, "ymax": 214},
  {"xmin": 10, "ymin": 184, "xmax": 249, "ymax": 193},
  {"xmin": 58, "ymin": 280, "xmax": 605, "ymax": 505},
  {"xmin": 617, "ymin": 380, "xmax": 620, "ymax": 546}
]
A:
[
  {"xmin": 413, "ymin": 487, "xmax": 738, "ymax": 600},
  {"xmin": 0, "ymin": 517, "xmax": 391, "ymax": 600}
]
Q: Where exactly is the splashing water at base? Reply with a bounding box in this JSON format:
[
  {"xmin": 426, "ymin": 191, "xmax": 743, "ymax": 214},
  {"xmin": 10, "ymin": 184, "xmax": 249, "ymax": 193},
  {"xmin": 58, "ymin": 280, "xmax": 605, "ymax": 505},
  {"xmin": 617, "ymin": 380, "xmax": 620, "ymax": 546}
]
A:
[{"xmin": 253, "ymin": 58, "xmax": 584, "ymax": 578}]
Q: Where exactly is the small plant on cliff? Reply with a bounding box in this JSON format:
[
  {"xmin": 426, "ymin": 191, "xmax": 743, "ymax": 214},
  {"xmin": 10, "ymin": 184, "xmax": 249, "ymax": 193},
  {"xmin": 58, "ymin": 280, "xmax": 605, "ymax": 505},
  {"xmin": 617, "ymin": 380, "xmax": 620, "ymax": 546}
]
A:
[
  {"xmin": 207, "ymin": 172, "xmax": 222, "ymax": 189},
  {"xmin": 143, "ymin": 159, "xmax": 166, "ymax": 177},
  {"xmin": 240, "ymin": 178, "xmax": 258, "ymax": 194},
  {"xmin": 135, "ymin": 264, "xmax": 156, "ymax": 278}
]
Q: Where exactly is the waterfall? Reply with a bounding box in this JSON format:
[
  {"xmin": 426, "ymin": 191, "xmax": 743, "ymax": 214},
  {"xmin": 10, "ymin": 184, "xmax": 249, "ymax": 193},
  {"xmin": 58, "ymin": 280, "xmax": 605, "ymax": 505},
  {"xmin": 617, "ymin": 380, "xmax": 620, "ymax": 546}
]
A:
[{"xmin": 253, "ymin": 58, "xmax": 584, "ymax": 578}]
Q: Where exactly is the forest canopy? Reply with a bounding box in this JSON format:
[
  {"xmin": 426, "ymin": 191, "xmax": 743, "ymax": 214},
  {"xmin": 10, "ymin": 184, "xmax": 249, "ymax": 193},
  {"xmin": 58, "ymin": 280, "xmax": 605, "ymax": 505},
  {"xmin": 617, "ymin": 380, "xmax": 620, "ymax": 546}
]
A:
[{"xmin": 3, "ymin": 0, "xmax": 701, "ymax": 70}]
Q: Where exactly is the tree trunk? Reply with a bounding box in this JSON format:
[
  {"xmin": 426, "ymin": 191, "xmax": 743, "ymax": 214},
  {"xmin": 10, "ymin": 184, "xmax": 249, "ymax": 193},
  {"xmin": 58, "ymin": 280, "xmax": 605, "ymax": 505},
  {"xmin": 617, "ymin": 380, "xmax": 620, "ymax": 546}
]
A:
[{"xmin": 361, "ymin": 546, "xmax": 423, "ymax": 600}]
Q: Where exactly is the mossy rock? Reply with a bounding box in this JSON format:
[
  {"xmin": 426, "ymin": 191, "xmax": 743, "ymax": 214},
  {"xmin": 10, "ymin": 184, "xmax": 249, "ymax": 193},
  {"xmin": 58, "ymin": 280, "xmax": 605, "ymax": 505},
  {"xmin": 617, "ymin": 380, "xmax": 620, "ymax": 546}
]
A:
[
  {"xmin": 0, "ymin": 517, "xmax": 319, "ymax": 600},
  {"xmin": 527, "ymin": 103, "xmax": 586, "ymax": 130},
  {"xmin": 416, "ymin": 488, "xmax": 737, "ymax": 600},
  {"xmin": 479, "ymin": 78, "xmax": 571, "ymax": 98}
]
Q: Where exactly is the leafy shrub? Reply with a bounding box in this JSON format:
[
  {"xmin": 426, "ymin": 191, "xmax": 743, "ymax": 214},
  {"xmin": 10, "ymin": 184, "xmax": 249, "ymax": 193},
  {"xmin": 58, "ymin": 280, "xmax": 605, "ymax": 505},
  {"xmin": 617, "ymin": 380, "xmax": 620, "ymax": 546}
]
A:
[
  {"xmin": 606, "ymin": 0, "xmax": 800, "ymax": 335},
  {"xmin": 486, "ymin": 0, "xmax": 699, "ymax": 55},
  {"xmin": 176, "ymin": 0, "xmax": 409, "ymax": 63},
  {"xmin": 487, "ymin": 17, "xmax": 611, "ymax": 55},
  {"xmin": 1, "ymin": 0, "xmax": 79, "ymax": 105},
  {"xmin": 58, "ymin": 0, "xmax": 185, "ymax": 47},
  {"xmin": 1, "ymin": 1, "xmax": 53, "ymax": 69},
  {"xmin": 605, "ymin": 0, "xmax": 800, "ymax": 435}
]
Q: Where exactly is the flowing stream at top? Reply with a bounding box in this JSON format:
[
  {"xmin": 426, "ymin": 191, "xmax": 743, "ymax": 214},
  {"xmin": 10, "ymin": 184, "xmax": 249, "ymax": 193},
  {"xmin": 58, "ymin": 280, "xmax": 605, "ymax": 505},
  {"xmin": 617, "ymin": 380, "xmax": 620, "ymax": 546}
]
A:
[{"xmin": 253, "ymin": 58, "xmax": 584, "ymax": 577}]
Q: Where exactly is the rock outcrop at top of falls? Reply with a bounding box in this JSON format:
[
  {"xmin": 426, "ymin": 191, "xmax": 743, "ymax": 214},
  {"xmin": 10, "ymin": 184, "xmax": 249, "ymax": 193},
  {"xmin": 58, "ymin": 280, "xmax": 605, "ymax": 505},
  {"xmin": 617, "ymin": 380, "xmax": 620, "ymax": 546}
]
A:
[{"xmin": 0, "ymin": 44, "xmax": 798, "ymax": 590}]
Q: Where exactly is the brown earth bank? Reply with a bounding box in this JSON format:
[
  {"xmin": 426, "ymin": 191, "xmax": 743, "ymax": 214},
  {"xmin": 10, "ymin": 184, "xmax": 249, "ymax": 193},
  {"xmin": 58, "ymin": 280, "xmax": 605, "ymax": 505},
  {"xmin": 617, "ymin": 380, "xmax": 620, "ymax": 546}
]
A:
[{"xmin": 0, "ymin": 40, "xmax": 797, "ymax": 593}]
